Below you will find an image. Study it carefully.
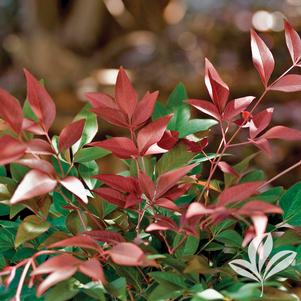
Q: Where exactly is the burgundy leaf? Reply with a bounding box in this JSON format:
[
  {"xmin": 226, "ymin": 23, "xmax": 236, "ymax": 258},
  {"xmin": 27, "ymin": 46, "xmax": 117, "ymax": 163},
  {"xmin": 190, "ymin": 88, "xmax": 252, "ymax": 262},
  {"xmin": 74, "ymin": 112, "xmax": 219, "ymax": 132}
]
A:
[
  {"xmin": 157, "ymin": 130, "xmax": 179, "ymax": 150},
  {"xmin": 108, "ymin": 242, "xmax": 144, "ymax": 266},
  {"xmin": 204, "ymin": 58, "xmax": 229, "ymax": 112},
  {"xmin": 284, "ymin": 20, "xmax": 301, "ymax": 63},
  {"xmin": 251, "ymin": 138, "xmax": 272, "ymax": 156},
  {"xmin": 132, "ymin": 91, "xmax": 159, "ymax": 127},
  {"xmin": 155, "ymin": 198, "xmax": 179, "ymax": 211},
  {"xmin": 261, "ymin": 125, "xmax": 301, "ymax": 141},
  {"xmin": 90, "ymin": 137, "xmax": 138, "ymax": 159},
  {"xmin": 223, "ymin": 96, "xmax": 255, "ymax": 121},
  {"xmin": 94, "ymin": 187, "xmax": 125, "ymax": 207},
  {"xmin": 0, "ymin": 88, "xmax": 23, "ymax": 133},
  {"xmin": 94, "ymin": 174, "xmax": 139, "ymax": 193},
  {"xmin": 156, "ymin": 164, "xmax": 196, "ymax": 198},
  {"xmin": 85, "ymin": 92, "xmax": 118, "ymax": 109},
  {"xmin": 270, "ymin": 74, "xmax": 301, "ymax": 92},
  {"xmin": 137, "ymin": 115, "xmax": 172, "ymax": 155},
  {"xmin": 91, "ymin": 106, "xmax": 128, "ymax": 128},
  {"xmin": 217, "ymin": 181, "xmax": 263, "ymax": 206},
  {"xmin": 115, "ymin": 67, "xmax": 137, "ymax": 119},
  {"xmin": 10, "ymin": 170, "xmax": 57, "ymax": 204},
  {"xmin": 249, "ymin": 108, "xmax": 274, "ymax": 139},
  {"xmin": 59, "ymin": 176, "xmax": 88, "ymax": 203},
  {"xmin": 217, "ymin": 161, "xmax": 239, "ymax": 177},
  {"xmin": 138, "ymin": 172, "xmax": 155, "ymax": 200},
  {"xmin": 78, "ymin": 258, "xmax": 105, "ymax": 283},
  {"xmin": 16, "ymin": 159, "xmax": 56, "ymax": 176},
  {"xmin": 26, "ymin": 139, "xmax": 54, "ymax": 155},
  {"xmin": 49, "ymin": 235, "xmax": 101, "ymax": 251},
  {"xmin": 188, "ymin": 99, "xmax": 221, "ymax": 120},
  {"xmin": 59, "ymin": 119, "xmax": 85, "ymax": 151},
  {"xmin": 82, "ymin": 230, "xmax": 125, "ymax": 244},
  {"xmin": 24, "ymin": 69, "xmax": 56, "ymax": 131},
  {"xmin": 182, "ymin": 138, "xmax": 208, "ymax": 152},
  {"xmin": 0, "ymin": 135, "xmax": 26, "ymax": 165},
  {"xmin": 250, "ymin": 30, "xmax": 275, "ymax": 86},
  {"xmin": 237, "ymin": 200, "xmax": 283, "ymax": 215}
]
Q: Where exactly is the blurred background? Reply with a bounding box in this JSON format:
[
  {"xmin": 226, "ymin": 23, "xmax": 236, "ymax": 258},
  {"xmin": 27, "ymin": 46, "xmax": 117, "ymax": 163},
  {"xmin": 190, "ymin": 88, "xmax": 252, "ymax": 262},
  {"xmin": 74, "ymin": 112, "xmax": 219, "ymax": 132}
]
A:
[{"xmin": 0, "ymin": 0, "xmax": 300, "ymax": 185}]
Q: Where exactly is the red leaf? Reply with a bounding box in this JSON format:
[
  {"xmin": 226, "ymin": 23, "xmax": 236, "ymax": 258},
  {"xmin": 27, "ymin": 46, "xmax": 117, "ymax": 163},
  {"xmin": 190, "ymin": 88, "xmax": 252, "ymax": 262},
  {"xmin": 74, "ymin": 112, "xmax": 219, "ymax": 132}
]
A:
[
  {"xmin": 82, "ymin": 230, "xmax": 125, "ymax": 244},
  {"xmin": 115, "ymin": 67, "xmax": 137, "ymax": 119},
  {"xmin": 156, "ymin": 164, "xmax": 196, "ymax": 198},
  {"xmin": 251, "ymin": 138, "xmax": 272, "ymax": 156},
  {"xmin": 270, "ymin": 74, "xmax": 301, "ymax": 92},
  {"xmin": 132, "ymin": 91, "xmax": 159, "ymax": 127},
  {"xmin": 157, "ymin": 130, "xmax": 179, "ymax": 150},
  {"xmin": 10, "ymin": 170, "xmax": 57, "ymax": 204},
  {"xmin": 138, "ymin": 172, "xmax": 155, "ymax": 200},
  {"xmin": 26, "ymin": 139, "xmax": 54, "ymax": 155},
  {"xmin": 108, "ymin": 242, "xmax": 144, "ymax": 266},
  {"xmin": 78, "ymin": 258, "xmax": 105, "ymax": 283},
  {"xmin": 284, "ymin": 20, "xmax": 301, "ymax": 63},
  {"xmin": 85, "ymin": 92, "xmax": 118, "ymax": 109},
  {"xmin": 22, "ymin": 118, "xmax": 44, "ymax": 135},
  {"xmin": 59, "ymin": 176, "xmax": 88, "ymax": 203},
  {"xmin": 237, "ymin": 200, "xmax": 283, "ymax": 215},
  {"xmin": 261, "ymin": 125, "xmax": 301, "ymax": 141},
  {"xmin": 91, "ymin": 106, "xmax": 128, "ymax": 128},
  {"xmin": 90, "ymin": 137, "xmax": 138, "ymax": 159},
  {"xmin": 217, "ymin": 181, "xmax": 263, "ymax": 206},
  {"xmin": 24, "ymin": 69, "xmax": 56, "ymax": 131},
  {"xmin": 94, "ymin": 187, "xmax": 125, "ymax": 207},
  {"xmin": 155, "ymin": 198, "xmax": 179, "ymax": 211},
  {"xmin": 0, "ymin": 88, "xmax": 23, "ymax": 133},
  {"xmin": 59, "ymin": 119, "xmax": 85, "ymax": 151},
  {"xmin": 94, "ymin": 174, "xmax": 139, "ymax": 193},
  {"xmin": 204, "ymin": 58, "xmax": 229, "ymax": 112},
  {"xmin": 250, "ymin": 30, "xmax": 275, "ymax": 86},
  {"xmin": 146, "ymin": 216, "xmax": 178, "ymax": 232},
  {"xmin": 16, "ymin": 159, "xmax": 56, "ymax": 176},
  {"xmin": 249, "ymin": 108, "xmax": 274, "ymax": 139},
  {"xmin": 223, "ymin": 96, "xmax": 255, "ymax": 121},
  {"xmin": 49, "ymin": 235, "xmax": 101, "ymax": 251},
  {"xmin": 137, "ymin": 115, "xmax": 172, "ymax": 155},
  {"xmin": 0, "ymin": 135, "xmax": 26, "ymax": 165},
  {"xmin": 188, "ymin": 99, "xmax": 221, "ymax": 120},
  {"xmin": 185, "ymin": 202, "xmax": 213, "ymax": 220},
  {"xmin": 182, "ymin": 138, "xmax": 208, "ymax": 152},
  {"xmin": 217, "ymin": 161, "xmax": 239, "ymax": 177}
]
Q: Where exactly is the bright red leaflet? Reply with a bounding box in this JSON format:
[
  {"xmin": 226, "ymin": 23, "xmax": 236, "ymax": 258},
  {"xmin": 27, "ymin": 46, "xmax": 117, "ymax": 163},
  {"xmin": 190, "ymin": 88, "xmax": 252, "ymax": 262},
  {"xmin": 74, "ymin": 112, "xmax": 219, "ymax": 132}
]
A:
[
  {"xmin": 58, "ymin": 119, "xmax": 85, "ymax": 151},
  {"xmin": 217, "ymin": 181, "xmax": 264, "ymax": 206},
  {"xmin": 24, "ymin": 69, "xmax": 56, "ymax": 132},
  {"xmin": 250, "ymin": 29, "xmax": 275, "ymax": 86},
  {"xmin": 284, "ymin": 20, "xmax": 301, "ymax": 63},
  {"xmin": 10, "ymin": 170, "xmax": 57, "ymax": 204},
  {"xmin": 0, "ymin": 135, "xmax": 26, "ymax": 165},
  {"xmin": 0, "ymin": 88, "xmax": 23, "ymax": 133}
]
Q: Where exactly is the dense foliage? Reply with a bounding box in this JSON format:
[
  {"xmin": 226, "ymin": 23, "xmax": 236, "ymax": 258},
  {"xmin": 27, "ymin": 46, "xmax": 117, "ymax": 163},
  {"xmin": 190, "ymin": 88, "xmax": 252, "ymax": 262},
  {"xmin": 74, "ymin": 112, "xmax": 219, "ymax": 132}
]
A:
[{"xmin": 1, "ymin": 21, "xmax": 301, "ymax": 301}]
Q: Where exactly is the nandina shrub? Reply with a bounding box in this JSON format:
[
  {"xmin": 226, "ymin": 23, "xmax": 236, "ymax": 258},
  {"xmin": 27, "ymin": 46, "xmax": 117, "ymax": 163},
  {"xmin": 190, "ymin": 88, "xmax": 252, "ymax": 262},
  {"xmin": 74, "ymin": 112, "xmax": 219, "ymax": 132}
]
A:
[{"xmin": 1, "ymin": 21, "xmax": 301, "ymax": 301}]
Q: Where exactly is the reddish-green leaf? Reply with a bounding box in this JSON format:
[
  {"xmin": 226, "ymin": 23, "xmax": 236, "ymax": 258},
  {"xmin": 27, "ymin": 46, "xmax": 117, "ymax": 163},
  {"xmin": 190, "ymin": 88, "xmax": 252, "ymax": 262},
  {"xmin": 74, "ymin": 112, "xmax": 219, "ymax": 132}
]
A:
[
  {"xmin": 24, "ymin": 69, "xmax": 56, "ymax": 131},
  {"xmin": 59, "ymin": 119, "xmax": 85, "ymax": 151},
  {"xmin": 0, "ymin": 88, "xmax": 23, "ymax": 133},
  {"xmin": 10, "ymin": 170, "xmax": 57, "ymax": 204}
]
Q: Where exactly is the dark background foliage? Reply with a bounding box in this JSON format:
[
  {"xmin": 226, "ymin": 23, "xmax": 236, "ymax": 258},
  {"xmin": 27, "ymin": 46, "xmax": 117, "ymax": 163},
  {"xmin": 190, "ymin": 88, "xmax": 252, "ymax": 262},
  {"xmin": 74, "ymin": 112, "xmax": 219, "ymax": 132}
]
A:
[{"xmin": 0, "ymin": 0, "xmax": 300, "ymax": 184}]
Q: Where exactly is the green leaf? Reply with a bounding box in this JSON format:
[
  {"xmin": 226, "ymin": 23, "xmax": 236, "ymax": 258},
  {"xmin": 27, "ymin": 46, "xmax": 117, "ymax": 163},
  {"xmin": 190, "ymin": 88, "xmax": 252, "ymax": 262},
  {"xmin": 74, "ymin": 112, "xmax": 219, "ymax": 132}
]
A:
[
  {"xmin": 74, "ymin": 147, "xmax": 110, "ymax": 163},
  {"xmin": 280, "ymin": 182, "xmax": 301, "ymax": 226},
  {"xmin": 72, "ymin": 104, "xmax": 98, "ymax": 153},
  {"xmin": 108, "ymin": 277, "xmax": 127, "ymax": 301},
  {"xmin": 0, "ymin": 166, "xmax": 6, "ymax": 177},
  {"xmin": 147, "ymin": 283, "xmax": 184, "ymax": 301},
  {"xmin": 81, "ymin": 281, "xmax": 106, "ymax": 301},
  {"xmin": 78, "ymin": 161, "xmax": 99, "ymax": 189},
  {"xmin": 178, "ymin": 119, "xmax": 217, "ymax": 138},
  {"xmin": 10, "ymin": 163, "xmax": 29, "ymax": 182},
  {"xmin": 66, "ymin": 211, "xmax": 87, "ymax": 235},
  {"xmin": 215, "ymin": 230, "xmax": 242, "ymax": 248},
  {"xmin": 148, "ymin": 271, "xmax": 187, "ymax": 288},
  {"xmin": 240, "ymin": 169, "xmax": 265, "ymax": 183},
  {"xmin": 15, "ymin": 215, "xmax": 50, "ymax": 248},
  {"xmin": 174, "ymin": 234, "xmax": 199, "ymax": 257},
  {"xmin": 23, "ymin": 99, "xmax": 39, "ymax": 122},
  {"xmin": 152, "ymin": 102, "xmax": 168, "ymax": 120},
  {"xmin": 156, "ymin": 143, "xmax": 195, "ymax": 175},
  {"xmin": 44, "ymin": 278, "xmax": 79, "ymax": 301}
]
